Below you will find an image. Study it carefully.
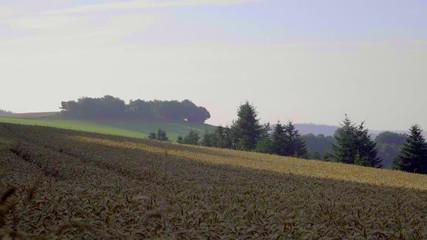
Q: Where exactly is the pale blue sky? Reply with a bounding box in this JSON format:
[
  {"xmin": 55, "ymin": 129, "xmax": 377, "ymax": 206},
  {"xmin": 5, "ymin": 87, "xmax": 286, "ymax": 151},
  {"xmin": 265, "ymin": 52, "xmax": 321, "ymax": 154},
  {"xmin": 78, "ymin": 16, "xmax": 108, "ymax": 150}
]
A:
[{"xmin": 0, "ymin": 0, "xmax": 426, "ymax": 130}]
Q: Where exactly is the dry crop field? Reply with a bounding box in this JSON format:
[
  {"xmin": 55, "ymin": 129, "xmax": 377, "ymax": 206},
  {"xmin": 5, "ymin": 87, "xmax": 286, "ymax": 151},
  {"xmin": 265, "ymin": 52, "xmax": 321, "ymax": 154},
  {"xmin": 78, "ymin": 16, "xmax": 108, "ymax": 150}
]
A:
[{"xmin": 1, "ymin": 123, "xmax": 426, "ymax": 239}]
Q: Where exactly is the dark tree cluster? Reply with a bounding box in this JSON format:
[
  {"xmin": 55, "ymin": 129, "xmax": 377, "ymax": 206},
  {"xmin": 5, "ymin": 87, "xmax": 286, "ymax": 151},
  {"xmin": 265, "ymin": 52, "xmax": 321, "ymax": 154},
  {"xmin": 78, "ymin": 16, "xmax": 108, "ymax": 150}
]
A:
[
  {"xmin": 333, "ymin": 116, "xmax": 382, "ymax": 167},
  {"xmin": 332, "ymin": 117, "xmax": 427, "ymax": 173},
  {"xmin": 374, "ymin": 132, "xmax": 407, "ymax": 168},
  {"xmin": 268, "ymin": 122, "xmax": 308, "ymax": 158},
  {"xmin": 178, "ymin": 126, "xmax": 234, "ymax": 149},
  {"xmin": 148, "ymin": 129, "xmax": 169, "ymax": 141},
  {"xmin": 178, "ymin": 102, "xmax": 308, "ymax": 159},
  {"xmin": 61, "ymin": 96, "xmax": 126, "ymax": 119},
  {"xmin": 177, "ymin": 130, "xmax": 200, "ymax": 145},
  {"xmin": 60, "ymin": 96, "xmax": 211, "ymax": 123},
  {"xmin": 139, "ymin": 100, "xmax": 427, "ymax": 174},
  {"xmin": 301, "ymin": 134, "xmax": 335, "ymax": 160},
  {"xmin": 199, "ymin": 126, "xmax": 234, "ymax": 149},
  {"xmin": 393, "ymin": 125, "xmax": 427, "ymax": 174}
]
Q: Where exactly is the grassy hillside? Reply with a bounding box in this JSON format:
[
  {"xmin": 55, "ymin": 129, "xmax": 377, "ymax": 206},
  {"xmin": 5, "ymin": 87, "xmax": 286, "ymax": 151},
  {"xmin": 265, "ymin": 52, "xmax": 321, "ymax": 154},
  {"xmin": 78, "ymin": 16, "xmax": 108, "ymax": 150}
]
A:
[
  {"xmin": 0, "ymin": 117, "xmax": 215, "ymax": 141},
  {"xmin": 1, "ymin": 123, "xmax": 426, "ymax": 239}
]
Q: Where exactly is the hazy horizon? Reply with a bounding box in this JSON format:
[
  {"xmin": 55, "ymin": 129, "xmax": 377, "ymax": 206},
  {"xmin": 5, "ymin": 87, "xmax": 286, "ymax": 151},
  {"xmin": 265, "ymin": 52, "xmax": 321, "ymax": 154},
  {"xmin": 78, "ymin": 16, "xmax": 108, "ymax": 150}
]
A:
[{"xmin": 1, "ymin": 0, "xmax": 426, "ymax": 130}]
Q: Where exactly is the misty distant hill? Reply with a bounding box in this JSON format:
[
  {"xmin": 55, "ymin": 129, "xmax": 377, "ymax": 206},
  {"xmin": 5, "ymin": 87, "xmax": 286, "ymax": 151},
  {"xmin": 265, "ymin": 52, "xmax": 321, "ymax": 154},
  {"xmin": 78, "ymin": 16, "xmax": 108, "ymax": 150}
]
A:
[
  {"xmin": 295, "ymin": 123, "xmax": 409, "ymax": 138},
  {"xmin": 295, "ymin": 124, "xmax": 338, "ymax": 136}
]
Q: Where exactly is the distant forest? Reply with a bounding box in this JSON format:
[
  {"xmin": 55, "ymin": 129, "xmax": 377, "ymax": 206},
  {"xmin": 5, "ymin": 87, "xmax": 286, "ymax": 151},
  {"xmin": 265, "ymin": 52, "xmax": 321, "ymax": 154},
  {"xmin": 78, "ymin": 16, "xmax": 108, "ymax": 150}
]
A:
[
  {"xmin": 170, "ymin": 102, "xmax": 413, "ymax": 170},
  {"xmin": 60, "ymin": 95, "xmax": 211, "ymax": 124},
  {"xmin": 295, "ymin": 124, "xmax": 338, "ymax": 136},
  {"xmin": 300, "ymin": 131, "xmax": 407, "ymax": 168}
]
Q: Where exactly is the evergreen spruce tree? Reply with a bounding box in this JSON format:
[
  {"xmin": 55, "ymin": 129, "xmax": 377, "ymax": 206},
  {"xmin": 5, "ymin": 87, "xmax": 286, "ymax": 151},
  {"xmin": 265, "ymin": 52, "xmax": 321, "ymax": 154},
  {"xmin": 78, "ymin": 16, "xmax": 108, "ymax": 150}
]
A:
[
  {"xmin": 283, "ymin": 121, "xmax": 308, "ymax": 158},
  {"xmin": 271, "ymin": 122, "xmax": 286, "ymax": 155},
  {"xmin": 394, "ymin": 125, "xmax": 427, "ymax": 174},
  {"xmin": 333, "ymin": 116, "xmax": 359, "ymax": 164},
  {"xmin": 354, "ymin": 152, "xmax": 371, "ymax": 167},
  {"xmin": 231, "ymin": 102, "xmax": 262, "ymax": 151},
  {"xmin": 333, "ymin": 116, "xmax": 381, "ymax": 167},
  {"xmin": 355, "ymin": 122, "xmax": 382, "ymax": 167}
]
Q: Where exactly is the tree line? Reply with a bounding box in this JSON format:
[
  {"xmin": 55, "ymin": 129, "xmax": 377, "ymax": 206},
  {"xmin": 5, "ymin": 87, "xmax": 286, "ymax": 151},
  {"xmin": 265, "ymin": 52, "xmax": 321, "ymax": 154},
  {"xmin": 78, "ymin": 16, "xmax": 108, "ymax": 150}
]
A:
[
  {"xmin": 148, "ymin": 129, "xmax": 169, "ymax": 141},
  {"xmin": 375, "ymin": 131, "xmax": 406, "ymax": 168},
  {"xmin": 178, "ymin": 102, "xmax": 309, "ymax": 158},
  {"xmin": 299, "ymin": 131, "xmax": 407, "ymax": 168},
  {"xmin": 175, "ymin": 102, "xmax": 427, "ymax": 175},
  {"xmin": 60, "ymin": 95, "xmax": 211, "ymax": 123},
  {"xmin": 301, "ymin": 134, "xmax": 335, "ymax": 160}
]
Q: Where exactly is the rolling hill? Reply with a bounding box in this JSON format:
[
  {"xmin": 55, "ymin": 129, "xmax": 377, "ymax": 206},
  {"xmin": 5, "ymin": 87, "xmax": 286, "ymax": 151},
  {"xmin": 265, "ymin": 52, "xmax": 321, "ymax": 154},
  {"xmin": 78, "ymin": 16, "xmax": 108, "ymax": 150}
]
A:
[
  {"xmin": 0, "ymin": 116, "xmax": 215, "ymax": 141},
  {"xmin": 0, "ymin": 123, "xmax": 426, "ymax": 238},
  {"xmin": 1, "ymin": 112, "xmax": 409, "ymax": 139}
]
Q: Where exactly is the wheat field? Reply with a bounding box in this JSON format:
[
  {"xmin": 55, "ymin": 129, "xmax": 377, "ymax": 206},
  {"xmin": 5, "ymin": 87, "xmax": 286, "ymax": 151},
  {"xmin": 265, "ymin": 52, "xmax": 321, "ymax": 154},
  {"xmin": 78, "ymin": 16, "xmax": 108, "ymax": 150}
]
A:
[{"xmin": 1, "ymin": 123, "xmax": 426, "ymax": 239}]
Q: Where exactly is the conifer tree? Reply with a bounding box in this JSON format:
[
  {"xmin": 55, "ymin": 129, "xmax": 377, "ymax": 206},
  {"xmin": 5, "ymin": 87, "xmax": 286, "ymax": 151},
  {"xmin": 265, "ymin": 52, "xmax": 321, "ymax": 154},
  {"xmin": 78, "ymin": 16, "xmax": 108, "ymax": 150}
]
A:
[
  {"xmin": 231, "ymin": 102, "xmax": 262, "ymax": 151},
  {"xmin": 333, "ymin": 115, "xmax": 380, "ymax": 167},
  {"xmin": 270, "ymin": 122, "xmax": 307, "ymax": 158},
  {"xmin": 394, "ymin": 125, "xmax": 427, "ymax": 174},
  {"xmin": 271, "ymin": 122, "xmax": 286, "ymax": 155},
  {"xmin": 333, "ymin": 116, "xmax": 357, "ymax": 164},
  {"xmin": 355, "ymin": 122, "xmax": 382, "ymax": 167},
  {"xmin": 283, "ymin": 121, "xmax": 308, "ymax": 158}
]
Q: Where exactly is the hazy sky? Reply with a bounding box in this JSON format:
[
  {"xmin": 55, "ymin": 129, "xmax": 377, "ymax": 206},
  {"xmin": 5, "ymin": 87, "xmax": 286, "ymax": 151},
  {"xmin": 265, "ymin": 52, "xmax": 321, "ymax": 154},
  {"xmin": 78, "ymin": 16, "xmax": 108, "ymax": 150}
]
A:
[{"xmin": 1, "ymin": 0, "xmax": 426, "ymax": 130}]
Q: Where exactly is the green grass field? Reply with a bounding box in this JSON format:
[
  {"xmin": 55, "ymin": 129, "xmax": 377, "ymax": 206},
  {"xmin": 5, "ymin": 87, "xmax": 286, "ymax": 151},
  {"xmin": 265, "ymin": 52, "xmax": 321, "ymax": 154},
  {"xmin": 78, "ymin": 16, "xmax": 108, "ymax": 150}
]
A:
[{"xmin": 0, "ymin": 117, "xmax": 215, "ymax": 141}]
